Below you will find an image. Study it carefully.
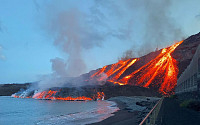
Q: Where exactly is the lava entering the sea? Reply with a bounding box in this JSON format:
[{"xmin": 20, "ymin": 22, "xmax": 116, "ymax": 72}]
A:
[
  {"xmin": 12, "ymin": 89, "xmax": 105, "ymax": 101},
  {"xmin": 12, "ymin": 41, "xmax": 183, "ymax": 99},
  {"xmin": 90, "ymin": 41, "xmax": 183, "ymax": 95}
]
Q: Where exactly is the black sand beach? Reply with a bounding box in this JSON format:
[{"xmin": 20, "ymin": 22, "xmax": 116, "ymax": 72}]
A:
[{"xmin": 89, "ymin": 96, "xmax": 159, "ymax": 125}]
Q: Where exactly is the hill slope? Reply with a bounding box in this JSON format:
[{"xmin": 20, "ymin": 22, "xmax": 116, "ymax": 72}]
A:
[{"xmin": 84, "ymin": 32, "xmax": 200, "ymax": 95}]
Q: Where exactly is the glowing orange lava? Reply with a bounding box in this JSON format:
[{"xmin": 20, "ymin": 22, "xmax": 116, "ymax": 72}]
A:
[
  {"xmin": 94, "ymin": 92, "xmax": 105, "ymax": 100},
  {"xmin": 90, "ymin": 58, "xmax": 138, "ymax": 84},
  {"xmin": 90, "ymin": 41, "xmax": 183, "ymax": 95},
  {"xmin": 32, "ymin": 90, "xmax": 94, "ymax": 101},
  {"xmin": 12, "ymin": 90, "xmax": 105, "ymax": 101}
]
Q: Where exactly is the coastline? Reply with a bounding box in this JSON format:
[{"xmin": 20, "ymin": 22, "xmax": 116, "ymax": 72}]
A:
[
  {"xmin": 89, "ymin": 96, "xmax": 159, "ymax": 125},
  {"xmin": 5, "ymin": 95, "xmax": 159, "ymax": 125}
]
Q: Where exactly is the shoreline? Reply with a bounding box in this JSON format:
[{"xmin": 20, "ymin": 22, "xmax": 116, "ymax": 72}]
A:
[
  {"xmin": 4, "ymin": 95, "xmax": 159, "ymax": 125},
  {"xmin": 89, "ymin": 96, "xmax": 159, "ymax": 125}
]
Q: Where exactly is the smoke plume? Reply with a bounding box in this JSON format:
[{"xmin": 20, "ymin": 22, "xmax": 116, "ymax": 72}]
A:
[
  {"xmin": 138, "ymin": 0, "xmax": 183, "ymax": 56},
  {"xmin": 47, "ymin": 9, "xmax": 87, "ymax": 77},
  {"xmin": 38, "ymin": 2, "xmax": 106, "ymax": 89},
  {"xmin": 95, "ymin": 0, "xmax": 184, "ymax": 57},
  {"xmin": 37, "ymin": 0, "xmax": 185, "ymax": 89},
  {"xmin": 119, "ymin": 50, "xmax": 134, "ymax": 61}
]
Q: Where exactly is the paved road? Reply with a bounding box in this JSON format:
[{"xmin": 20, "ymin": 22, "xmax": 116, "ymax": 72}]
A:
[{"xmin": 156, "ymin": 98, "xmax": 200, "ymax": 125}]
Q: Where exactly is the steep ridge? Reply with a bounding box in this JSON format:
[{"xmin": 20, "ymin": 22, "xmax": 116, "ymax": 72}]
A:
[
  {"xmin": 87, "ymin": 32, "xmax": 200, "ymax": 95},
  {"xmin": 11, "ymin": 32, "xmax": 200, "ymax": 99}
]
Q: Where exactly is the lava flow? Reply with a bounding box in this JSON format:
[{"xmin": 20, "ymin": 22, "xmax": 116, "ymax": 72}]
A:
[
  {"xmin": 90, "ymin": 41, "xmax": 183, "ymax": 95},
  {"xmin": 90, "ymin": 58, "xmax": 138, "ymax": 84},
  {"xmin": 12, "ymin": 90, "xmax": 105, "ymax": 101}
]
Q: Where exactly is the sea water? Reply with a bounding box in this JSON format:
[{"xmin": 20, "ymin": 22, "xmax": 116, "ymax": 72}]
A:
[{"xmin": 0, "ymin": 96, "xmax": 119, "ymax": 125}]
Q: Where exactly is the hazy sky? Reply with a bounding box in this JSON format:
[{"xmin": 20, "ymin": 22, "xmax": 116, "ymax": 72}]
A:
[{"xmin": 0, "ymin": 0, "xmax": 200, "ymax": 84}]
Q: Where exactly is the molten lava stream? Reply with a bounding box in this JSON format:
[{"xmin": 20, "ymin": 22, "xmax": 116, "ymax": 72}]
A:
[
  {"xmin": 12, "ymin": 89, "xmax": 105, "ymax": 101},
  {"xmin": 90, "ymin": 41, "xmax": 182, "ymax": 95},
  {"xmin": 90, "ymin": 58, "xmax": 138, "ymax": 84},
  {"xmin": 108, "ymin": 59, "xmax": 137, "ymax": 84},
  {"xmin": 90, "ymin": 59, "xmax": 130, "ymax": 81},
  {"xmin": 30, "ymin": 90, "xmax": 105, "ymax": 101},
  {"xmin": 119, "ymin": 41, "xmax": 183, "ymax": 95}
]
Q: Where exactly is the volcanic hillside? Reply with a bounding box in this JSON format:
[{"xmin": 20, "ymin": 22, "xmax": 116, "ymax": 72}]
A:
[
  {"xmin": 83, "ymin": 32, "xmax": 200, "ymax": 95},
  {"xmin": 11, "ymin": 32, "xmax": 200, "ymax": 100}
]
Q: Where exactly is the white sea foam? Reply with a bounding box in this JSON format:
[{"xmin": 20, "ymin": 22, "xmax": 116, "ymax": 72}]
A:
[{"xmin": 36, "ymin": 101, "xmax": 119, "ymax": 125}]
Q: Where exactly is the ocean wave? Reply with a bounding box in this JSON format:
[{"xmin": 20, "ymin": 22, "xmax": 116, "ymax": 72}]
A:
[{"xmin": 36, "ymin": 101, "xmax": 119, "ymax": 125}]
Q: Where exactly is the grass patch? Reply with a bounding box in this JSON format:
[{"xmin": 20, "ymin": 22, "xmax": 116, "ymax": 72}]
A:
[
  {"xmin": 180, "ymin": 99, "xmax": 200, "ymax": 111},
  {"xmin": 169, "ymin": 95, "xmax": 177, "ymax": 99},
  {"xmin": 180, "ymin": 99, "xmax": 194, "ymax": 107}
]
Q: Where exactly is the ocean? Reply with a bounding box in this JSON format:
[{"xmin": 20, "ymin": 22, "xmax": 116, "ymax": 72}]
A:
[{"xmin": 0, "ymin": 96, "xmax": 119, "ymax": 125}]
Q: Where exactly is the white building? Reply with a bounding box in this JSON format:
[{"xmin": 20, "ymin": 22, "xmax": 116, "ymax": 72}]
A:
[{"xmin": 175, "ymin": 44, "xmax": 200, "ymax": 94}]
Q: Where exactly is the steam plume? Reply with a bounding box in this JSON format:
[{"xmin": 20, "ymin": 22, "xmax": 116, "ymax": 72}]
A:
[
  {"xmin": 138, "ymin": 0, "xmax": 183, "ymax": 55},
  {"xmin": 48, "ymin": 9, "xmax": 87, "ymax": 77},
  {"xmin": 37, "ymin": 0, "xmax": 185, "ymax": 89},
  {"xmin": 38, "ymin": 2, "xmax": 105, "ymax": 89},
  {"xmin": 95, "ymin": 0, "xmax": 184, "ymax": 57},
  {"xmin": 119, "ymin": 50, "xmax": 134, "ymax": 61}
]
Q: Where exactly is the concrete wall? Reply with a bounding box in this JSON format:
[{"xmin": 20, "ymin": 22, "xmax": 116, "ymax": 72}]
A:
[{"xmin": 176, "ymin": 44, "xmax": 200, "ymax": 94}]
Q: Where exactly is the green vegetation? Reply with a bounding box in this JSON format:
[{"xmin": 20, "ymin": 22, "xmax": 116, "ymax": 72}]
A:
[
  {"xmin": 169, "ymin": 94, "xmax": 177, "ymax": 99},
  {"xmin": 180, "ymin": 99, "xmax": 200, "ymax": 111},
  {"xmin": 180, "ymin": 99, "xmax": 194, "ymax": 108}
]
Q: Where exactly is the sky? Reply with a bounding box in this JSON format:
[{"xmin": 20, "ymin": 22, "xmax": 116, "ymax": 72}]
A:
[{"xmin": 0, "ymin": 0, "xmax": 200, "ymax": 84}]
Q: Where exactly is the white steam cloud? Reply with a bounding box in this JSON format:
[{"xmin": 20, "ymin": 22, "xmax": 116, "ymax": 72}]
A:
[
  {"xmin": 37, "ymin": 2, "xmax": 107, "ymax": 89},
  {"xmin": 36, "ymin": 0, "xmax": 185, "ymax": 89},
  {"xmin": 94, "ymin": 0, "xmax": 184, "ymax": 57},
  {"xmin": 47, "ymin": 9, "xmax": 86, "ymax": 77},
  {"xmin": 137, "ymin": 0, "xmax": 184, "ymax": 56}
]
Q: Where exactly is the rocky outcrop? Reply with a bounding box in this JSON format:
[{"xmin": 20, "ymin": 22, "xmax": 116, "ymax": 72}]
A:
[
  {"xmin": 7, "ymin": 32, "xmax": 200, "ymax": 97},
  {"xmin": 172, "ymin": 32, "xmax": 200, "ymax": 77},
  {"xmin": 0, "ymin": 83, "xmax": 29, "ymax": 96}
]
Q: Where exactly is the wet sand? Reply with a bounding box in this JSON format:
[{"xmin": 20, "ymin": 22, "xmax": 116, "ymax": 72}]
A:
[{"xmin": 89, "ymin": 96, "xmax": 159, "ymax": 125}]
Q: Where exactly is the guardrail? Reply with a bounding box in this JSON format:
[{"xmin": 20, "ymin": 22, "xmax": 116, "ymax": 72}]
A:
[{"xmin": 139, "ymin": 97, "xmax": 164, "ymax": 125}]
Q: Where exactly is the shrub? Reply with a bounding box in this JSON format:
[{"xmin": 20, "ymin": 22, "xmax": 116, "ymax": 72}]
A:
[
  {"xmin": 180, "ymin": 99, "xmax": 200, "ymax": 111},
  {"xmin": 169, "ymin": 95, "xmax": 177, "ymax": 99}
]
